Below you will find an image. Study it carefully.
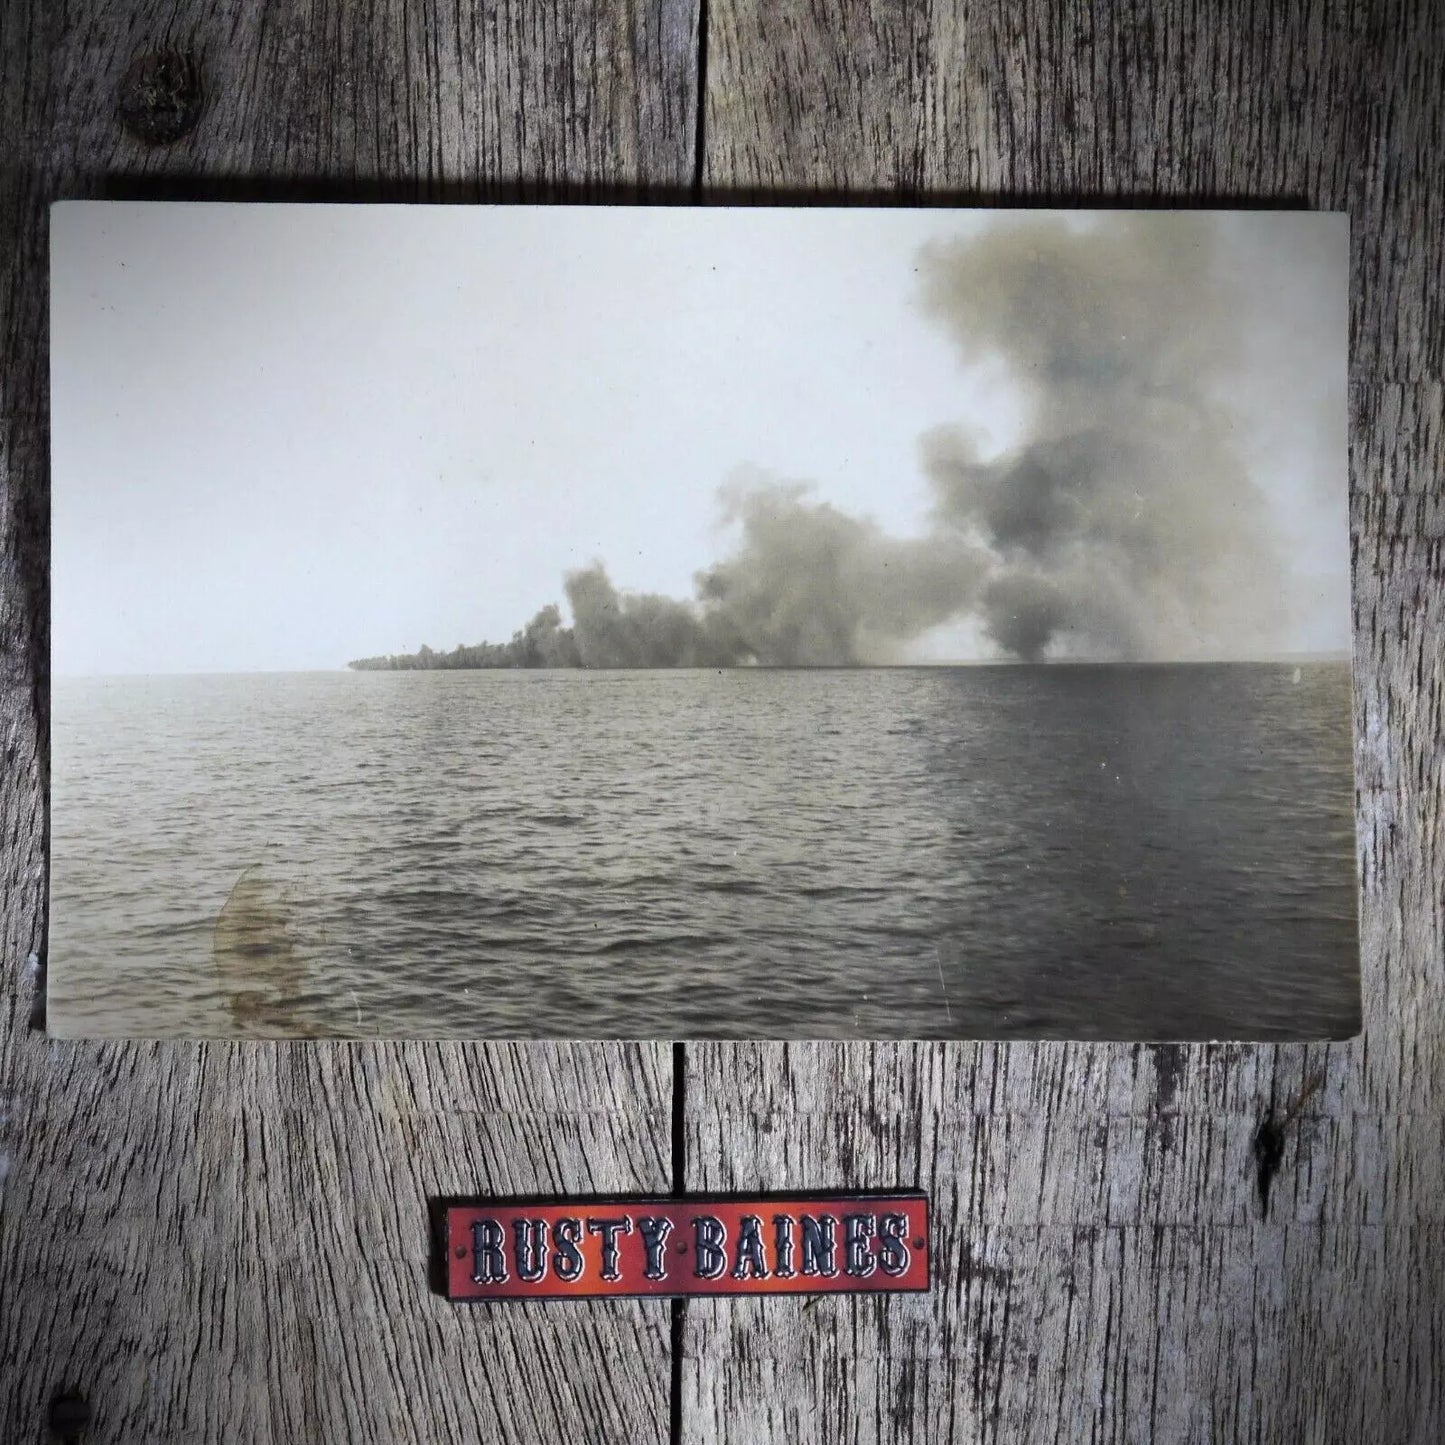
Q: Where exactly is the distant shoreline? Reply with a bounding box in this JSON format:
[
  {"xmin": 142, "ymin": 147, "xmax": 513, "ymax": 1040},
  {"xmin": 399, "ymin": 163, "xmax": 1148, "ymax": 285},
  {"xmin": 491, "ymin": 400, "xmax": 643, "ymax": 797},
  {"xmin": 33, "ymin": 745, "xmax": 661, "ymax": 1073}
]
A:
[{"xmin": 345, "ymin": 654, "xmax": 1352, "ymax": 673}]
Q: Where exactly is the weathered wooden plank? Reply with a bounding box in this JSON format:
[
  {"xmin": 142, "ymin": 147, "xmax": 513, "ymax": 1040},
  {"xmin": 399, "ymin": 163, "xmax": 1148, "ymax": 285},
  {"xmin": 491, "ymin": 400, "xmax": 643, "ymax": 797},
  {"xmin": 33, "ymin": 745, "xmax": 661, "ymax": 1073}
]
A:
[
  {"xmin": 0, "ymin": 1, "xmax": 696, "ymax": 1440},
  {"xmin": 689, "ymin": 1, "xmax": 1444, "ymax": 1441},
  {"xmin": 686, "ymin": 1225, "xmax": 1445, "ymax": 1443},
  {"xmin": 6, "ymin": 0, "xmax": 1443, "ymax": 1439}
]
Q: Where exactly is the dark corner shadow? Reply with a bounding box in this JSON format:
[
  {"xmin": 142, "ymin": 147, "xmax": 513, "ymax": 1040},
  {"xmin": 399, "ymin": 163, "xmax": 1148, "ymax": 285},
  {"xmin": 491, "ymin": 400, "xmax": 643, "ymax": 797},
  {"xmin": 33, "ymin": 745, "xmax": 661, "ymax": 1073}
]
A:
[{"xmin": 82, "ymin": 174, "xmax": 1316, "ymax": 212}]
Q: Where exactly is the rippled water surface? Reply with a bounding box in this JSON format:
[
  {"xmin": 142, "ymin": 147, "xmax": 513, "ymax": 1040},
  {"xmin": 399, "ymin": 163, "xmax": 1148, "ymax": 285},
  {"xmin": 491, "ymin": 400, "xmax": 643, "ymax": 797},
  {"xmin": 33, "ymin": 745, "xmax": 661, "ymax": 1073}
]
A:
[{"xmin": 49, "ymin": 665, "xmax": 1360, "ymax": 1040}]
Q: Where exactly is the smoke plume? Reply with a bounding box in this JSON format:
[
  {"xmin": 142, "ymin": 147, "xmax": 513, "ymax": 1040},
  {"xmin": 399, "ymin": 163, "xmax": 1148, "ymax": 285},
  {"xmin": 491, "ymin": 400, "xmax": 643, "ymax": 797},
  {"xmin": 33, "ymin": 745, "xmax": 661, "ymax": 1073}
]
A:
[
  {"xmin": 352, "ymin": 214, "xmax": 1322, "ymax": 673},
  {"xmin": 560, "ymin": 481, "xmax": 984, "ymax": 667},
  {"xmin": 917, "ymin": 212, "xmax": 1284, "ymax": 660}
]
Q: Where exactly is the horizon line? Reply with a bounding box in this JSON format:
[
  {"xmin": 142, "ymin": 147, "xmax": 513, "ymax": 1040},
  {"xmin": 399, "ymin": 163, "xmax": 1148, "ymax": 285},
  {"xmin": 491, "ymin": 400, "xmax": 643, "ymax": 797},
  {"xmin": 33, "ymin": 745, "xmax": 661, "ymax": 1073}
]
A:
[{"xmin": 54, "ymin": 652, "xmax": 1354, "ymax": 680}]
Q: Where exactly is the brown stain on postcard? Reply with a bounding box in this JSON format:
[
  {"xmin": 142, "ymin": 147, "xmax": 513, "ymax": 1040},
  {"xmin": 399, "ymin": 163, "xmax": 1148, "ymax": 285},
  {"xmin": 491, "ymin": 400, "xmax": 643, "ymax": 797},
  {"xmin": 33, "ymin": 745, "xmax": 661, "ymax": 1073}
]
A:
[{"xmin": 212, "ymin": 863, "xmax": 318, "ymax": 1037}]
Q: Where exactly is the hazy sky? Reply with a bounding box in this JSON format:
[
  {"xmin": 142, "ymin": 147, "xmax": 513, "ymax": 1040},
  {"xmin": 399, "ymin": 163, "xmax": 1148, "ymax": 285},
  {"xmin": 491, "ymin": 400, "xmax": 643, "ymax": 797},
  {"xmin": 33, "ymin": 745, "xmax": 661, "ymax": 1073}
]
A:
[{"xmin": 51, "ymin": 202, "xmax": 1348, "ymax": 674}]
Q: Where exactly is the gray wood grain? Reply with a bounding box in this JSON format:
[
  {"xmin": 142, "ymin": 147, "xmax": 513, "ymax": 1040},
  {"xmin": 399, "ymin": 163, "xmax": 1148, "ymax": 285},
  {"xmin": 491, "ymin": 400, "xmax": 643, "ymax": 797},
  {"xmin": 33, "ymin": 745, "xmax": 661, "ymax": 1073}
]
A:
[
  {"xmin": 687, "ymin": 2, "xmax": 1444, "ymax": 1441},
  {"xmin": 4, "ymin": 0, "xmax": 1442, "ymax": 1440},
  {"xmin": 0, "ymin": 1, "xmax": 696, "ymax": 1440}
]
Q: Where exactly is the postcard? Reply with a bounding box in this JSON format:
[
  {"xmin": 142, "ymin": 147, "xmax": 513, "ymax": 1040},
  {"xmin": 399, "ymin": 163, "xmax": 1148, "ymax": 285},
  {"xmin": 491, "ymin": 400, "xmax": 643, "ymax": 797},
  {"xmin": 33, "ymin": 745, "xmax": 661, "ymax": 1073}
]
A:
[{"xmin": 48, "ymin": 202, "xmax": 1357, "ymax": 1039}]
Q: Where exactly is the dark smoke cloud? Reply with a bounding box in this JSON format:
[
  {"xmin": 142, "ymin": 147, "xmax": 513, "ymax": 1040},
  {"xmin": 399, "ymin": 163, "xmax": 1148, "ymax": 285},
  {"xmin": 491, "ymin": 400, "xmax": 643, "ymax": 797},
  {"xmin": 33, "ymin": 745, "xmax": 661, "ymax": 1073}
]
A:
[
  {"xmin": 353, "ymin": 213, "xmax": 1322, "ymax": 672},
  {"xmin": 564, "ymin": 564, "xmax": 726, "ymax": 668},
  {"xmin": 917, "ymin": 213, "xmax": 1284, "ymax": 660},
  {"xmin": 692, "ymin": 478, "xmax": 983, "ymax": 665},
  {"xmin": 561, "ymin": 479, "xmax": 984, "ymax": 667}
]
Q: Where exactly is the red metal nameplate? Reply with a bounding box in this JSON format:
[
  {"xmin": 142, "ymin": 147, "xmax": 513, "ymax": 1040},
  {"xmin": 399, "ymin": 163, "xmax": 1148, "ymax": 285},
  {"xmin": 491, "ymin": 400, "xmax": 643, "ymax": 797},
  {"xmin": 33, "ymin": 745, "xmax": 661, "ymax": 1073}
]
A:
[{"xmin": 444, "ymin": 1193, "xmax": 930, "ymax": 1301}]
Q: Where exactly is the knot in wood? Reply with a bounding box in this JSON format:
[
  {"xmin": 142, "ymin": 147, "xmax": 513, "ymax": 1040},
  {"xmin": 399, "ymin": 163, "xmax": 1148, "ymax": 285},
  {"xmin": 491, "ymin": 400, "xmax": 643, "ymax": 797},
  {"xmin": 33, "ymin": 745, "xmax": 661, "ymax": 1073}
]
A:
[
  {"xmin": 117, "ymin": 50, "xmax": 203, "ymax": 145},
  {"xmin": 48, "ymin": 1387, "xmax": 91, "ymax": 1440}
]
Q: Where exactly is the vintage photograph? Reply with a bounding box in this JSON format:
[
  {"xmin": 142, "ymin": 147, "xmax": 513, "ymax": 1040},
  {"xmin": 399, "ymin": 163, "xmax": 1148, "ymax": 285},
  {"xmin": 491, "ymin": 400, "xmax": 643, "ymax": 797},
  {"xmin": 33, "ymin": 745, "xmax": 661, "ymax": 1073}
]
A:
[{"xmin": 49, "ymin": 202, "xmax": 1357, "ymax": 1040}]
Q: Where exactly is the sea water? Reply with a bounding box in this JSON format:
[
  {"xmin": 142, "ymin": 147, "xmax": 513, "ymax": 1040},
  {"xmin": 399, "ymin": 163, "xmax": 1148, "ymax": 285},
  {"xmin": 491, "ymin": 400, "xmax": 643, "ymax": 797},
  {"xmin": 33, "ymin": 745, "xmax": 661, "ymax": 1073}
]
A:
[{"xmin": 48, "ymin": 664, "xmax": 1360, "ymax": 1040}]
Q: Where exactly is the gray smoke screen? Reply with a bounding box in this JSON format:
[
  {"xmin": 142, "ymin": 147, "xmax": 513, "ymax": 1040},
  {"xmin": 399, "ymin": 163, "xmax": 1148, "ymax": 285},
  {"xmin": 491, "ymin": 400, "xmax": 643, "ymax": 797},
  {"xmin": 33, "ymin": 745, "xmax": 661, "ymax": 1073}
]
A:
[
  {"xmin": 918, "ymin": 213, "xmax": 1288, "ymax": 661},
  {"xmin": 562, "ymin": 482, "xmax": 983, "ymax": 668},
  {"xmin": 354, "ymin": 212, "xmax": 1335, "ymax": 671}
]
